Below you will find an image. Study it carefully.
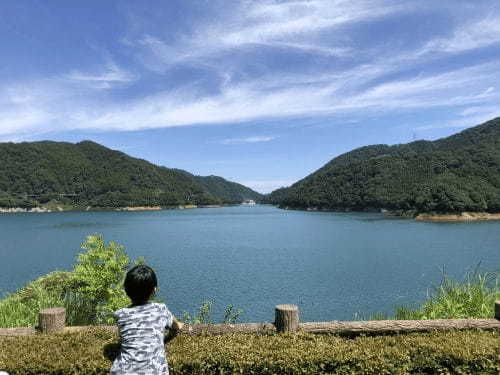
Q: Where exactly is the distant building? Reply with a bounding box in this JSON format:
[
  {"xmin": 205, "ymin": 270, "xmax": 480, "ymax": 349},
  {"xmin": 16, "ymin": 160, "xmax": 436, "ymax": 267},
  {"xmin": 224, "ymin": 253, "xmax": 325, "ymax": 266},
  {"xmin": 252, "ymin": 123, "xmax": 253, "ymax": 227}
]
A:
[{"xmin": 241, "ymin": 199, "xmax": 256, "ymax": 205}]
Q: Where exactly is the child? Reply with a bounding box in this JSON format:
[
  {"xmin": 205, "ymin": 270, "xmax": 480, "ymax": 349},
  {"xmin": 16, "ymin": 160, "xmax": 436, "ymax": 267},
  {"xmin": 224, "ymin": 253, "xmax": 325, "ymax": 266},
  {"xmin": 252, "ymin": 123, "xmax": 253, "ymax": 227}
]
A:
[{"xmin": 110, "ymin": 264, "xmax": 184, "ymax": 375}]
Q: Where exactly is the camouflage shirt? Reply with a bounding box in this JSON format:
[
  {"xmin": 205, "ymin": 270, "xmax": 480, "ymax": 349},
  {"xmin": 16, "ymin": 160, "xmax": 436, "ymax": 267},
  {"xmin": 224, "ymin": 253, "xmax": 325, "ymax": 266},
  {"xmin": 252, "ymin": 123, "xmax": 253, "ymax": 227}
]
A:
[{"xmin": 111, "ymin": 302, "xmax": 173, "ymax": 375}]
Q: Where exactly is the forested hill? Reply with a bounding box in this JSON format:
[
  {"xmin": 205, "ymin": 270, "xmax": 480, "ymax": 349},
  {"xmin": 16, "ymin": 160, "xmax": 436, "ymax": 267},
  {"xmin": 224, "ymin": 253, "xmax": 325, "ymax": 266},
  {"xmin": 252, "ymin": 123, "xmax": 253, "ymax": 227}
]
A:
[
  {"xmin": 265, "ymin": 117, "xmax": 500, "ymax": 214},
  {"xmin": 0, "ymin": 140, "xmax": 262, "ymax": 208},
  {"xmin": 194, "ymin": 175, "xmax": 262, "ymax": 204},
  {"xmin": 171, "ymin": 169, "xmax": 262, "ymax": 204}
]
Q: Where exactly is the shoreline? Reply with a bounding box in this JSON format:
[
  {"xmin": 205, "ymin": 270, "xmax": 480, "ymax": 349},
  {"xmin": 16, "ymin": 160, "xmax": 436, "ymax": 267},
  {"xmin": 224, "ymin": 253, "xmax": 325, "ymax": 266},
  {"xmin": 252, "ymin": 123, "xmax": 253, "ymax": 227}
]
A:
[
  {"xmin": 415, "ymin": 212, "xmax": 500, "ymax": 222},
  {"xmin": 0, "ymin": 204, "xmax": 235, "ymax": 214},
  {"xmin": 280, "ymin": 206, "xmax": 500, "ymax": 222}
]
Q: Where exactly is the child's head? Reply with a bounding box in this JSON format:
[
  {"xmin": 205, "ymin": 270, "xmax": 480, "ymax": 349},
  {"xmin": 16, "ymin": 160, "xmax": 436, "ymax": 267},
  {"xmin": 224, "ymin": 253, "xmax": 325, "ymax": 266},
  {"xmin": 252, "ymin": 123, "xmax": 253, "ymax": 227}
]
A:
[{"xmin": 124, "ymin": 264, "xmax": 157, "ymax": 305}]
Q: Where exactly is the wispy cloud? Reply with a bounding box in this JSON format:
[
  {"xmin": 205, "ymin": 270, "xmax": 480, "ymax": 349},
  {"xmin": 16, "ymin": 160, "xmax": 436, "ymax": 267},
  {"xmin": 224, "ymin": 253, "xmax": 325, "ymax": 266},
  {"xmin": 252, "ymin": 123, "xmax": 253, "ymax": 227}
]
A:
[
  {"xmin": 64, "ymin": 61, "xmax": 136, "ymax": 89},
  {"xmin": 1, "ymin": 1, "xmax": 499, "ymax": 140},
  {"xmin": 2, "ymin": 58, "xmax": 499, "ymax": 138},
  {"xmin": 218, "ymin": 0, "xmax": 409, "ymax": 46},
  {"xmin": 135, "ymin": 0, "xmax": 411, "ymax": 71},
  {"xmin": 415, "ymin": 108, "xmax": 500, "ymax": 131},
  {"xmin": 220, "ymin": 136, "xmax": 276, "ymax": 145},
  {"xmin": 419, "ymin": 15, "xmax": 500, "ymax": 55}
]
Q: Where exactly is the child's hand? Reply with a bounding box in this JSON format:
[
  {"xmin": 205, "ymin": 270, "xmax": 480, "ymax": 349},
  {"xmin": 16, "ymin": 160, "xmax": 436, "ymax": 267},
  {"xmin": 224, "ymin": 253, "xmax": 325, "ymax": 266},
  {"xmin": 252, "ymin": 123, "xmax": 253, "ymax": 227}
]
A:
[
  {"xmin": 164, "ymin": 317, "xmax": 184, "ymax": 344},
  {"xmin": 172, "ymin": 317, "xmax": 184, "ymax": 331}
]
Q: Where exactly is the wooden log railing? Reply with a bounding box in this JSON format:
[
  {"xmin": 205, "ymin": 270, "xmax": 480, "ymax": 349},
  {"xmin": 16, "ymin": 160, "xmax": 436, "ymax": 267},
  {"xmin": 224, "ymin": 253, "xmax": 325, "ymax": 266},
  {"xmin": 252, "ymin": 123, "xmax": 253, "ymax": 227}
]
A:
[{"xmin": 1, "ymin": 301, "xmax": 499, "ymax": 337}]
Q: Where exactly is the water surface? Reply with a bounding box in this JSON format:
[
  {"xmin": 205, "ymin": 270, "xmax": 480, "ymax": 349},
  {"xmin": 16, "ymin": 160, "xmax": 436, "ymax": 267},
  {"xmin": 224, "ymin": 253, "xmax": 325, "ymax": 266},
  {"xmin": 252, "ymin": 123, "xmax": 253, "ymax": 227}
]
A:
[{"xmin": 0, "ymin": 205, "xmax": 498, "ymax": 322}]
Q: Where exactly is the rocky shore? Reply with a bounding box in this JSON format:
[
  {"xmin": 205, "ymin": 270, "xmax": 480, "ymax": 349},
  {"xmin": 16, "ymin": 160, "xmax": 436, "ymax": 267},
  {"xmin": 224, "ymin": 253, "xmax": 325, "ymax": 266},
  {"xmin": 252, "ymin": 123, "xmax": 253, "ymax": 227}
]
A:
[
  {"xmin": 0, "ymin": 204, "xmax": 229, "ymax": 214},
  {"xmin": 0, "ymin": 207, "xmax": 63, "ymax": 213},
  {"xmin": 415, "ymin": 212, "xmax": 500, "ymax": 222},
  {"xmin": 115, "ymin": 206, "xmax": 163, "ymax": 211}
]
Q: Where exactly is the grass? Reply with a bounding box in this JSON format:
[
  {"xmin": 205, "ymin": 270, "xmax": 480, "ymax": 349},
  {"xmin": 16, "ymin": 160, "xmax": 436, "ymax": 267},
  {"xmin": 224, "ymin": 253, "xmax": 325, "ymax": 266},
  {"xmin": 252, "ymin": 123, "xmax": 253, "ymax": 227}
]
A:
[
  {"xmin": 393, "ymin": 268, "xmax": 499, "ymax": 320},
  {"xmin": 0, "ymin": 271, "xmax": 96, "ymax": 327},
  {"xmin": 0, "ymin": 272, "xmax": 68, "ymax": 327}
]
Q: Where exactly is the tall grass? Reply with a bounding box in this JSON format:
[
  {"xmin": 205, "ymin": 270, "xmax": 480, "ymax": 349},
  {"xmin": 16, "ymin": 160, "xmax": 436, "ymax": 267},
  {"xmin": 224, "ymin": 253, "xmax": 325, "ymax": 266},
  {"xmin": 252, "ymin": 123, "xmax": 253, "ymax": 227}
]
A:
[
  {"xmin": 0, "ymin": 278, "xmax": 64, "ymax": 327},
  {"xmin": 393, "ymin": 268, "xmax": 499, "ymax": 320},
  {"xmin": 0, "ymin": 271, "xmax": 98, "ymax": 327}
]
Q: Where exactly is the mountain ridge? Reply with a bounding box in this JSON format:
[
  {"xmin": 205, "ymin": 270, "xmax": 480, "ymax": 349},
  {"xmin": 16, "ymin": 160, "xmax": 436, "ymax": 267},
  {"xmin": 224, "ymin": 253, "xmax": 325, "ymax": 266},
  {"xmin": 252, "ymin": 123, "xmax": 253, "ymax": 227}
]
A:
[
  {"xmin": 0, "ymin": 140, "xmax": 262, "ymax": 209},
  {"xmin": 265, "ymin": 117, "xmax": 500, "ymax": 214}
]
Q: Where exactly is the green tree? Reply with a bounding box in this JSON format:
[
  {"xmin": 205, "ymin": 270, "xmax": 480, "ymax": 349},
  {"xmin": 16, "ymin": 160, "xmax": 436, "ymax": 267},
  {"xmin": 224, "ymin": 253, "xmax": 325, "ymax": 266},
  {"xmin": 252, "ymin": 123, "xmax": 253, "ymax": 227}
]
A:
[{"xmin": 71, "ymin": 235, "xmax": 130, "ymax": 324}]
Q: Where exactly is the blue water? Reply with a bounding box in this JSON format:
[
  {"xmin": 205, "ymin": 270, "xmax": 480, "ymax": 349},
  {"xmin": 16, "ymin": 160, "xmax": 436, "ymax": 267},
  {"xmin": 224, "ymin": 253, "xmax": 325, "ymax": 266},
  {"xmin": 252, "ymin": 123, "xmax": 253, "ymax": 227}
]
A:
[{"xmin": 0, "ymin": 205, "xmax": 498, "ymax": 322}]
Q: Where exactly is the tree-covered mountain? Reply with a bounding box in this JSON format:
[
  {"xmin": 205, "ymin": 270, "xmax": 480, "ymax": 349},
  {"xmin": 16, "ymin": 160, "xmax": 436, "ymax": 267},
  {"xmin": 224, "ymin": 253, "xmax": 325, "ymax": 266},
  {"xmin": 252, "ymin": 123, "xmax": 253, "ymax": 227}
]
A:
[
  {"xmin": 265, "ymin": 117, "xmax": 500, "ymax": 214},
  {"xmin": 0, "ymin": 140, "xmax": 262, "ymax": 208},
  {"xmin": 193, "ymin": 175, "xmax": 262, "ymax": 204},
  {"xmin": 172, "ymin": 169, "xmax": 263, "ymax": 204}
]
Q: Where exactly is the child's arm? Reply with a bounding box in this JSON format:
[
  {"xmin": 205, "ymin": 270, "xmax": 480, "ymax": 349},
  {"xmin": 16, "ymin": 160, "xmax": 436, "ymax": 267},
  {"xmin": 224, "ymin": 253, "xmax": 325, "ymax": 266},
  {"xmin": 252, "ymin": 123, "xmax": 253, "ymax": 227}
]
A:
[{"xmin": 164, "ymin": 316, "xmax": 184, "ymax": 344}]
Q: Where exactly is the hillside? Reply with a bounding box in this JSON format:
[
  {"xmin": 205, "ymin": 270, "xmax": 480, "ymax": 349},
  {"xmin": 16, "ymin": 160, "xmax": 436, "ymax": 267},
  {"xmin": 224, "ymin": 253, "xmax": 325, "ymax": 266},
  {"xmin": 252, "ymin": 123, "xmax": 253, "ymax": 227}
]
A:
[
  {"xmin": 0, "ymin": 140, "xmax": 262, "ymax": 209},
  {"xmin": 194, "ymin": 175, "xmax": 262, "ymax": 204},
  {"xmin": 266, "ymin": 117, "xmax": 500, "ymax": 214},
  {"xmin": 172, "ymin": 169, "xmax": 263, "ymax": 204}
]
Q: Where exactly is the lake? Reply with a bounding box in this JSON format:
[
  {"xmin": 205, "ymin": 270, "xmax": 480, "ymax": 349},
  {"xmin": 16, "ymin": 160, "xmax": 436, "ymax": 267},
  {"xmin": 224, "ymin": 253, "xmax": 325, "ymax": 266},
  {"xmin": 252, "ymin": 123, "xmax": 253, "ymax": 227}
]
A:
[{"xmin": 0, "ymin": 205, "xmax": 498, "ymax": 322}]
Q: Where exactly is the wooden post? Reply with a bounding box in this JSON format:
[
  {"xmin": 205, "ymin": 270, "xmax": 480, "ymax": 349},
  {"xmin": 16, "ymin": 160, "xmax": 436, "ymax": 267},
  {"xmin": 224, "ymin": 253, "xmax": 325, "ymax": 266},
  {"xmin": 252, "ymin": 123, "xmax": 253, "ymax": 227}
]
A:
[
  {"xmin": 39, "ymin": 307, "xmax": 66, "ymax": 334},
  {"xmin": 495, "ymin": 301, "xmax": 500, "ymax": 320},
  {"xmin": 275, "ymin": 304, "xmax": 299, "ymax": 333}
]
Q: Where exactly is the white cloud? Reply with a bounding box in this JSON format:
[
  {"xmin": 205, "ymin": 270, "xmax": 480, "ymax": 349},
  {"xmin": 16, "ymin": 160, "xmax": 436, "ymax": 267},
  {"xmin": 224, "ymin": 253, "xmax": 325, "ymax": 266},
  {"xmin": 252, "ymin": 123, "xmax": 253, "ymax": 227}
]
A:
[
  {"xmin": 459, "ymin": 104, "xmax": 497, "ymax": 117},
  {"xmin": 2, "ymin": 1, "xmax": 500, "ymax": 140},
  {"xmin": 342, "ymin": 63, "xmax": 500, "ymax": 110},
  {"xmin": 219, "ymin": 0, "xmax": 403, "ymax": 46},
  {"xmin": 64, "ymin": 61, "xmax": 136, "ymax": 89},
  {"xmin": 415, "ymin": 108, "xmax": 500, "ymax": 131},
  {"xmin": 420, "ymin": 15, "xmax": 500, "ymax": 55},
  {"xmin": 0, "ymin": 108, "xmax": 53, "ymax": 136},
  {"xmin": 220, "ymin": 136, "xmax": 276, "ymax": 145},
  {"xmin": 2, "ymin": 59, "xmax": 499, "ymax": 138},
  {"xmin": 136, "ymin": 0, "xmax": 412, "ymax": 70}
]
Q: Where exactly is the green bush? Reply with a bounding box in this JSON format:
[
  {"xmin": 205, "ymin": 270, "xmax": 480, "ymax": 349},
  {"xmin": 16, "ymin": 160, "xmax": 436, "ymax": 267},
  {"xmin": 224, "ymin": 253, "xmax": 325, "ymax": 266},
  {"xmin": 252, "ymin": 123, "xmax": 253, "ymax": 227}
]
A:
[
  {"xmin": 0, "ymin": 328, "xmax": 498, "ymax": 374},
  {"xmin": 71, "ymin": 234, "xmax": 131, "ymax": 324},
  {"xmin": 0, "ymin": 235, "xmax": 132, "ymax": 327}
]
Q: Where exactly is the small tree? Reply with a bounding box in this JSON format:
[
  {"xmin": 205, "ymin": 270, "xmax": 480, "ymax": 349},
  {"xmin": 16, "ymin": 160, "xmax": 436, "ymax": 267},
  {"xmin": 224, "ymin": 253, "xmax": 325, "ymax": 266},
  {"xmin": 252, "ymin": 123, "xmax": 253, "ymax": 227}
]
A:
[{"xmin": 71, "ymin": 234, "xmax": 130, "ymax": 324}]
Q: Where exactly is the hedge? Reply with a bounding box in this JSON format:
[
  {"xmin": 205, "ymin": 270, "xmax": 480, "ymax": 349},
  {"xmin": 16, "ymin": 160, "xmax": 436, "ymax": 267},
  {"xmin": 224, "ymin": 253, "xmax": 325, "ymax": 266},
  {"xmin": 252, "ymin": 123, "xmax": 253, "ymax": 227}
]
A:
[{"xmin": 0, "ymin": 328, "xmax": 498, "ymax": 374}]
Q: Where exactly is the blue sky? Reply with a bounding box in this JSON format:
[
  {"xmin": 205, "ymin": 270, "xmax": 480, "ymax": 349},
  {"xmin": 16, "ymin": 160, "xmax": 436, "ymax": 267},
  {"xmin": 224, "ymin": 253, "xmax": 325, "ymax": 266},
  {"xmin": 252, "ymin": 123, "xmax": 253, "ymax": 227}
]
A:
[{"xmin": 1, "ymin": 0, "xmax": 500, "ymax": 193}]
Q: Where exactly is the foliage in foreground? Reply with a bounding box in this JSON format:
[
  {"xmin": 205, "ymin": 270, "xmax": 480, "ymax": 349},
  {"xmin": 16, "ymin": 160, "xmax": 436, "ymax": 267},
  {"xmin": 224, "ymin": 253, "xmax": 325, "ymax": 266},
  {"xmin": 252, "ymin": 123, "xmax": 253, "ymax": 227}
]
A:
[
  {"xmin": 0, "ymin": 235, "xmax": 132, "ymax": 327},
  {"xmin": 393, "ymin": 269, "xmax": 500, "ymax": 320},
  {"xmin": 0, "ymin": 235, "xmax": 243, "ymax": 328},
  {"xmin": 0, "ymin": 328, "xmax": 498, "ymax": 374},
  {"xmin": 181, "ymin": 301, "xmax": 243, "ymax": 325}
]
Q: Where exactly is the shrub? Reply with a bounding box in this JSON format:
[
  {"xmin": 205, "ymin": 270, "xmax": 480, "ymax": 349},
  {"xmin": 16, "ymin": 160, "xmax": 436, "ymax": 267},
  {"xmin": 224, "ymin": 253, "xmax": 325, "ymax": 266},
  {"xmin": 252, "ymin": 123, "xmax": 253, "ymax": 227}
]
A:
[
  {"xmin": 71, "ymin": 234, "xmax": 131, "ymax": 324},
  {"xmin": 0, "ymin": 235, "xmax": 132, "ymax": 327},
  {"xmin": 0, "ymin": 328, "xmax": 498, "ymax": 374}
]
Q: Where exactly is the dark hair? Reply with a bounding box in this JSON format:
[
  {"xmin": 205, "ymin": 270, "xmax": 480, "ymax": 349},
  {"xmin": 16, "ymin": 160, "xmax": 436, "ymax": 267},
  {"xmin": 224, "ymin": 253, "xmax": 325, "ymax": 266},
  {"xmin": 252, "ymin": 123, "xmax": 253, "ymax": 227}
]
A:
[{"xmin": 124, "ymin": 265, "xmax": 157, "ymax": 304}]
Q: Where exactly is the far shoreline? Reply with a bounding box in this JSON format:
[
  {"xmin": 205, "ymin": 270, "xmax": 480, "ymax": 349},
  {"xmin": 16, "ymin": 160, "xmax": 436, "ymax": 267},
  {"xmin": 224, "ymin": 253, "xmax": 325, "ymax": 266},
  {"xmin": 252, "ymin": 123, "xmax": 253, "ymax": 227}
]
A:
[
  {"xmin": 278, "ymin": 206, "xmax": 500, "ymax": 222},
  {"xmin": 3, "ymin": 205, "xmax": 500, "ymax": 222},
  {"xmin": 0, "ymin": 203, "xmax": 244, "ymax": 214},
  {"xmin": 414, "ymin": 212, "xmax": 500, "ymax": 222}
]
